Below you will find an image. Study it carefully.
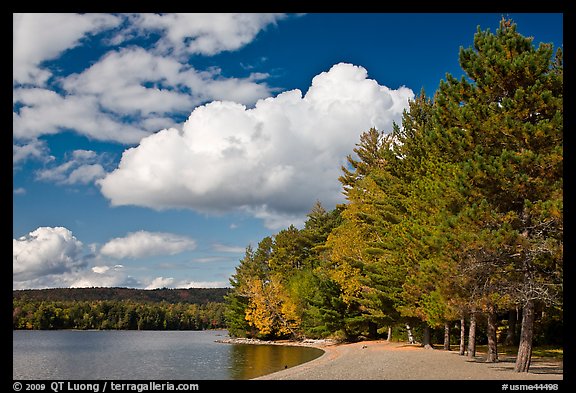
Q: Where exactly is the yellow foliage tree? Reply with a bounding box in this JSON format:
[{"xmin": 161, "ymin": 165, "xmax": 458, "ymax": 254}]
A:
[{"xmin": 244, "ymin": 275, "xmax": 301, "ymax": 338}]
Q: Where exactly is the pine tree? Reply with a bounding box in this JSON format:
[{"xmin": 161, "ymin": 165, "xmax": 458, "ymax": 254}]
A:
[
  {"xmin": 433, "ymin": 18, "xmax": 563, "ymax": 371},
  {"xmin": 386, "ymin": 92, "xmax": 466, "ymax": 345},
  {"xmin": 339, "ymin": 127, "xmax": 388, "ymax": 197},
  {"xmin": 325, "ymin": 127, "xmax": 405, "ymax": 339},
  {"xmin": 223, "ymin": 18, "xmax": 562, "ymax": 358}
]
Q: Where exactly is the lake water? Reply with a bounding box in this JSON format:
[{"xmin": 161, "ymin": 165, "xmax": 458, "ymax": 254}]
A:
[{"xmin": 13, "ymin": 330, "xmax": 324, "ymax": 380}]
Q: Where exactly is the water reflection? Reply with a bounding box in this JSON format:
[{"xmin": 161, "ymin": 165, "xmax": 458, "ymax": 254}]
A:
[
  {"xmin": 13, "ymin": 331, "xmax": 324, "ymax": 380},
  {"xmin": 228, "ymin": 344, "xmax": 324, "ymax": 379}
]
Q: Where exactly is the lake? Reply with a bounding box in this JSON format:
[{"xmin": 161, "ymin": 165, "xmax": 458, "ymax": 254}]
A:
[{"xmin": 13, "ymin": 330, "xmax": 324, "ymax": 380}]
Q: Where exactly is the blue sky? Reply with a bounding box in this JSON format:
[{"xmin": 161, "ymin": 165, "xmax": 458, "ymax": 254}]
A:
[{"xmin": 13, "ymin": 13, "xmax": 563, "ymax": 290}]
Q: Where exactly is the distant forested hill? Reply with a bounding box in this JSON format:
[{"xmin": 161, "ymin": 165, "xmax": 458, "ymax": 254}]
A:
[{"xmin": 13, "ymin": 287, "xmax": 230, "ymax": 304}]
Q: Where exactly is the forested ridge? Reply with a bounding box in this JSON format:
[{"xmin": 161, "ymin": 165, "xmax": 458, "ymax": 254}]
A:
[
  {"xmin": 13, "ymin": 287, "xmax": 229, "ymax": 304},
  {"xmin": 224, "ymin": 19, "xmax": 563, "ymax": 373},
  {"xmin": 13, "ymin": 287, "xmax": 229, "ymax": 330}
]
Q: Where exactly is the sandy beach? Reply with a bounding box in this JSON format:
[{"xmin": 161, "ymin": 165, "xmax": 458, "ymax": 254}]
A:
[{"xmin": 252, "ymin": 340, "xmax": 563, "ymax": 380}]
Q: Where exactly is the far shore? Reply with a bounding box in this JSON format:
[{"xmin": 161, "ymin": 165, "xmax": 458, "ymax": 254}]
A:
[{"xmin": 219, "ymin": 337, "xmax": 563, "ymax": 380}]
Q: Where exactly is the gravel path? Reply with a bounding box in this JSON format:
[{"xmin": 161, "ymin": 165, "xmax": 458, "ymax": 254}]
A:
[{"xmin": 254, "ymin": 340, "xmax": 563, "ymax": 380}]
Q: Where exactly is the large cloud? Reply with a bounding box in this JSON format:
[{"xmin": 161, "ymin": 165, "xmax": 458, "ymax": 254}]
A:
[
  {"xmin": 99, "ymin": 63, "xmax": 414, "ymax": 228},
  {"xmin": 99, "ymin": 231, "xmax": 197, "ymax": 259},
  {"xmin": 13, "ymin": 227, "xmax": 86, "ymax": 282}
]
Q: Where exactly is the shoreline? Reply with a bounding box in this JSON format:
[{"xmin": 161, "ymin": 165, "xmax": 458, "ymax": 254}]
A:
[
  {"xmin": 215, "ymin": 336, "xmax": 339, "ymax": 348},
  {"xmin": 220, "ymin": 338, "xmax": 562, "ymax": 380}
]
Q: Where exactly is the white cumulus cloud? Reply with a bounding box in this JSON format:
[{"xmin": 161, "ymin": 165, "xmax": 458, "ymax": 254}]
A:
[
  {"xmin": 12, "ymin": 227, "xmax": 216, "ymax": 290},
  {"xmin": 12, "ymin": 226, "xmax": 139, "ymax": 289},
  {"xmin": 13, "ymin": 227, "xmax": 86, "ymax": 282},
  {"xmin": 99, "ymin": 63, "xmax": 414, "ymax": 228},
  {"xmin": 99, "ymin": 231, "xmax": 197, "ymax": 259}
]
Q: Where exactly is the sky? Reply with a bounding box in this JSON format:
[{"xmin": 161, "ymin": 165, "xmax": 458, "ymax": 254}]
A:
[{"xmin": 12, "ymin": 13, "xmax": 563, "ymax": 290}]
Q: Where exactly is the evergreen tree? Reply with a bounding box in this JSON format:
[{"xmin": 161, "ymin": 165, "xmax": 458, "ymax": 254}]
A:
[
  {"xmin": 339, "ymin": 127, "xmax": 388, "ymax": 196},
  {"xmin": 221, "ymin": 18, "xmax": 562, "ymax": 362},
  {"xmin": 433, "ymin": 18, "xmax": 563, "ymax": 370}
]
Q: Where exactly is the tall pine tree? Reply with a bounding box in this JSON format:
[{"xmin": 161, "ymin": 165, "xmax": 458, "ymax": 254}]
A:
[{"xmin": 433, "ymin": 18, "xmax": 563, "ymax": 371}]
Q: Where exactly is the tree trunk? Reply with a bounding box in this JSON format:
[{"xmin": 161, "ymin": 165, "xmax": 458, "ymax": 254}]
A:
[
  {"xmin": 467, "ymin": 309, "xmax": 477, "ymax": 359},
  {"xmin": 504, "ymin": 308, "xmax": 517, "ymax": 346},
  {"xmin": 444, "ymin": 321, "xmax": 451, "ymax": 350},
  {"xmin": 486, "ymin": 304, "xmax": 499, "ymax": 362},
  {"xmin": 368, "ymin": 321, "xmax": 377, "ymax": 339},
  {"xmin": 422, "ymin": 324, "xmax": 434, "ymax": 349},
  {"xmin": 515, "ymin": 299, "xmax": 535, "ymax": 372},
  {"xmin": 387, "ymin": 326, "xmax": 392, "ymax": 342},
  {"xmin": 405, "ymin": 323, "xmax": 415, "ymax": 344},
  {"xmin": 459, "ymin": 314, "xmax": 466, "ymax": 355}
]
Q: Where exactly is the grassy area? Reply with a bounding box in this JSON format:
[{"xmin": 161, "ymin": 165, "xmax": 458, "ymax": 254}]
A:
[{"xmin": 450, "ymin": 344, "xmax": 563, "ymax": 360}]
